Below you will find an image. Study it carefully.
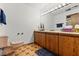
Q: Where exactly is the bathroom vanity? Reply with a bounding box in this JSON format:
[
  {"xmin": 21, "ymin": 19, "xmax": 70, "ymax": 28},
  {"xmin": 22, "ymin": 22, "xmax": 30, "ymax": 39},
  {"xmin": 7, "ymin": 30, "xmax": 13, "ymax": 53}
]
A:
[{"xmin": 34, "ymin": 31, "xmax": 79, "ymax": 56}]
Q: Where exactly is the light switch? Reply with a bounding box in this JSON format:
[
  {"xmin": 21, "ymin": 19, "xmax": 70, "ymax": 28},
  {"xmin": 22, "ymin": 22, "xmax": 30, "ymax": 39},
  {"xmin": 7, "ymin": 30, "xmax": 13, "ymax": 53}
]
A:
[
  {"xmin": 17, "ymin": 33, "xmax": 20, "ymax": 35},
  {"xmin": 21, "ymin": 33, "xmax": 23, "ymax": 35}
]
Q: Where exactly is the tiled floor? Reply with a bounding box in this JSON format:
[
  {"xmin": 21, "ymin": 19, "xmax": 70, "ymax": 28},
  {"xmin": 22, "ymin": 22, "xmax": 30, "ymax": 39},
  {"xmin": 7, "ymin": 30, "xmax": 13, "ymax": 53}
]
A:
[{"xmin": 13, "ymin": 43, "xmax": 41, "ymax": 56}]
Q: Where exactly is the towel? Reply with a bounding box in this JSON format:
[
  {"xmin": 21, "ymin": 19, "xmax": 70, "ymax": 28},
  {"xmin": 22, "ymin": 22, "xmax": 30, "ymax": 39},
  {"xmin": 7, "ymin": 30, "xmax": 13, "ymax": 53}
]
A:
[{"xmin": 0, "ymin": 9, "xmax": 6, "ymax": 25}]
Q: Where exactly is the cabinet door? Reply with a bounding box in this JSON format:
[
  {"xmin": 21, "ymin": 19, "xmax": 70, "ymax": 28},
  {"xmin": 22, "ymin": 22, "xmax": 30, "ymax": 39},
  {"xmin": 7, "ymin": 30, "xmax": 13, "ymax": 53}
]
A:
[
  {"xmin": 59, "ymin": 34, "xmax": 74, "ymax": 56},
  {"xmin": 34, "ymin": 32, "xmax": 45, "ymax": 47},
  {"xmin": 59, "ymin": 35, "xmax": 63, "ymax": 56},
  {"xmin": 34, "ymin": 32, "xmax": 40, "ymax": 44},
  {"xmin": 74, "ymin": 37, "xmax": 79, "ymax": 56},
  {"xmin": 39, "ymin": 32, "xmax": 45, "ymax": 47},
  {"xmin": 45, "ymin": 33, "xmax": 59, "ymax": 55}
]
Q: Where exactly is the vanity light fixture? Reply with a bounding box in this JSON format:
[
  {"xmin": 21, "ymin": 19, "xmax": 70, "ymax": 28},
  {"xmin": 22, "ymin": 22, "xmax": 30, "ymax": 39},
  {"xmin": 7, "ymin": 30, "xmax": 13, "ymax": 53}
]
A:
[
  {"xmin": 54, "ymin": 7, "xmax": 58, "ymax": 10},
  {"xmin": 62, "ymin": 3, "xmax": 66, "ymax": 6},
  {"xmin": 51, "ymin": 3, "xmax": 71, "ymax": 13},
  {"xmin": 58, "ymin": 4, "xmax": 62, "ymax": 8},
  {"xmin": 41, "ymin": 3, "xmax": 71, "ymax": 16}
]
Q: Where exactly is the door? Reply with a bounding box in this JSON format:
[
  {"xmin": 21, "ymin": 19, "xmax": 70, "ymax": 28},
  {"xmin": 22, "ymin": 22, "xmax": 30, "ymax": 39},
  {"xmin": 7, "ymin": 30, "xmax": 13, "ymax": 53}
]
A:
[
  {"xmin": 74, "ymin": 36, "xmax": 79, "ymax": 56},
  {"xmin": 34, "ymin": 31, "xmax": 45, "ymax": 47},
  {"xmin": 59, "ymin": 34, "xmax": 74, "ymax": 56},
  {"xmin": 34, "ymin": 32, "xmax": 40, "ymax": 44},
  {"xmin": 45, "ymin": 33, "xmax": 59, "ymax": 55}
]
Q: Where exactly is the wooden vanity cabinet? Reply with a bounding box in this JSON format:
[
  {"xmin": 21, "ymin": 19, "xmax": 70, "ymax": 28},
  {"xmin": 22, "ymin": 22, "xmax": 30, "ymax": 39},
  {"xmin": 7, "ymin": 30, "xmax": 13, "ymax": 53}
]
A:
[{"xmin": 34, "ymin": 31, "xmax": 79, "ymax": 56}]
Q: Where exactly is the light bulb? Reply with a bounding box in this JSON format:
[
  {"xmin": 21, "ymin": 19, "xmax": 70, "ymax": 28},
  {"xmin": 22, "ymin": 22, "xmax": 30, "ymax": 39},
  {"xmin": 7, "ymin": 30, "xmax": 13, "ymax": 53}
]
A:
[
  {"xmin": 62, "ymin": 3, "xmax": 66, "ymax": 6},
  {"xmin": 58, "ymin": 4, "xmax": 62, "ymax": 8},
  {"xmin": 54, "ymin": 7, "xmax": 58, "ymax": 10}
]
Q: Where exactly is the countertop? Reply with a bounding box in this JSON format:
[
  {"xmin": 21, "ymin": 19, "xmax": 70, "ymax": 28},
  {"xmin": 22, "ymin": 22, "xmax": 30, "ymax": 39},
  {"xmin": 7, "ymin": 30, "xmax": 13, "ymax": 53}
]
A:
[{"xmin": 35, "ymin": 30, "xmax": 79, "ymax": 35}]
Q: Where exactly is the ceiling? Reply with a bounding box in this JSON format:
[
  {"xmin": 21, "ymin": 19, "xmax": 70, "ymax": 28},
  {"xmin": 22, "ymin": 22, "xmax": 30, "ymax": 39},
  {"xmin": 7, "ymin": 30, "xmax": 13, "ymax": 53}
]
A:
[
  {"xmin": 25, "ymin": 3, "xmax": 48, "ymax": 10},
  {"xmin": 25, "ymin": 3, "xmax": 61, "ymax": 12}
]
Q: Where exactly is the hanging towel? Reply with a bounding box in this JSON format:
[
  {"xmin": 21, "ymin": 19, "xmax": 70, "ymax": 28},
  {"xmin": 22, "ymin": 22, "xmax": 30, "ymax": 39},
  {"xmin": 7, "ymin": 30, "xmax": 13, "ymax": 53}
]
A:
[{"xmin": 0, "ymin": 9, "xmax": 6, "ymax": 25}]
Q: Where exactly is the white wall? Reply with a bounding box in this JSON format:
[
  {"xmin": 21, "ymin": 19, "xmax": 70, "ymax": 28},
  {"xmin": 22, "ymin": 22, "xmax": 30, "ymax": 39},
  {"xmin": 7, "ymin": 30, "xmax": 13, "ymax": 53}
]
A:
[{"xmin": 0, "ymin": 3, "xmax": 40, "ymax": 44}]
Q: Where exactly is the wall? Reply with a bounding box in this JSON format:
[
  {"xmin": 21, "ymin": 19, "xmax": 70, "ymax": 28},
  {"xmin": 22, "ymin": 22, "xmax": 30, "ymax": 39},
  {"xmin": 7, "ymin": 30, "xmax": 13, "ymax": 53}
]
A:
[{"xmin": 0, "ymin": 3, "xmax": 40, "ymax": 44}]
